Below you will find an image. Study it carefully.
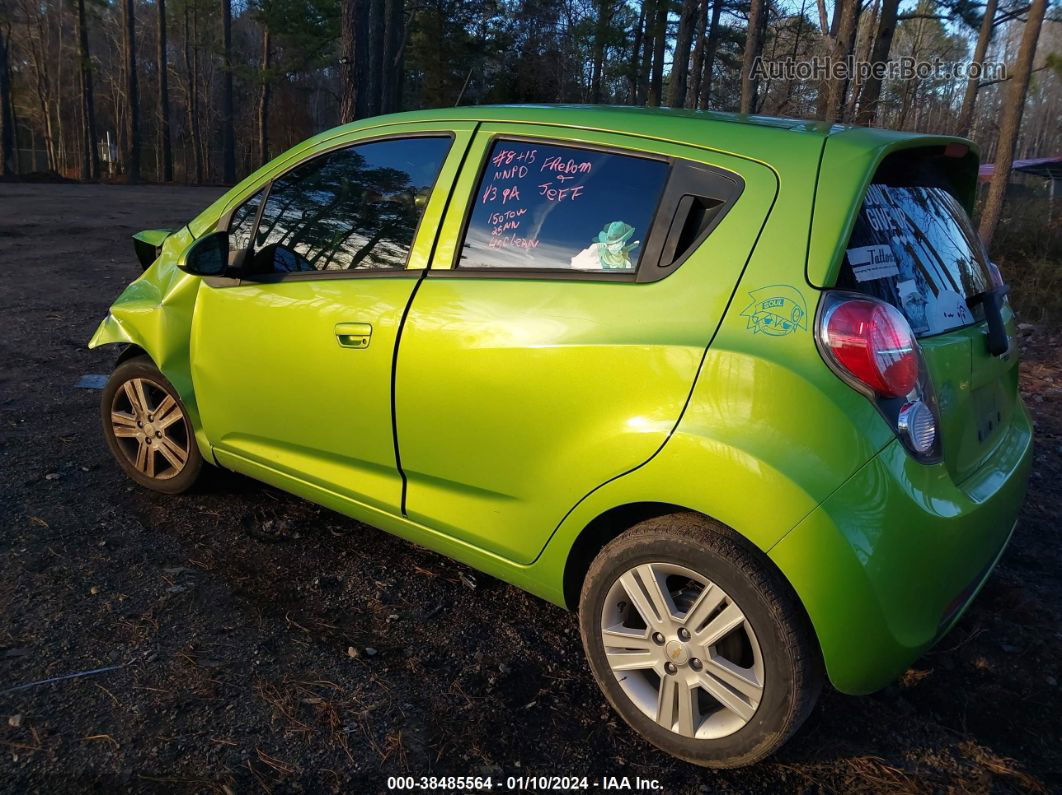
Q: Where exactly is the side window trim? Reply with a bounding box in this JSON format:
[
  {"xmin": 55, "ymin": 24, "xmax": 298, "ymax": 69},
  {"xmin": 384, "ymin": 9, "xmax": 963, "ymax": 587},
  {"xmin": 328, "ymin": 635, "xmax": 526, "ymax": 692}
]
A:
[
  {"xmin": 436, "ymin": 133, "xmax": 744, "ymax": 284},
  {"xmin": 223, "ymin": 185, "xmax": 271, "ymax": 272},
  {"xmin": 644, "ymin": 160, "xmax": 744, "ymax": 283},
  {"xmin": 218, "ymin": 130, "xmax": 458, "ymax": 283}
]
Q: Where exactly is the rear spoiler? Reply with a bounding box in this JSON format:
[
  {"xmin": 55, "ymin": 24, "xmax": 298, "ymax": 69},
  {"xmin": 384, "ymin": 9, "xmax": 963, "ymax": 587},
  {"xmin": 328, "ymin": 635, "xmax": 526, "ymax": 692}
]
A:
[
  {"xmin": 132, "ymin": 228, "xmax": 175, "ymax": 270},
  {"xmin": 807, "ymin": 131, "xmax": 978, "ymax": 288}
]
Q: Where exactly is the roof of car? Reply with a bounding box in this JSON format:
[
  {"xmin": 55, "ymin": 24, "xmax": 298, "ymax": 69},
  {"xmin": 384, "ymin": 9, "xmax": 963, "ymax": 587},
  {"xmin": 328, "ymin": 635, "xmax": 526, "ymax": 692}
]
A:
[
  {"xmin": 417, "ymin": 104, "xmax": 847, "ymax": 134},
  {"xmin": 331, "ymin": 104, "xmax": 967, "ymax": 162}
]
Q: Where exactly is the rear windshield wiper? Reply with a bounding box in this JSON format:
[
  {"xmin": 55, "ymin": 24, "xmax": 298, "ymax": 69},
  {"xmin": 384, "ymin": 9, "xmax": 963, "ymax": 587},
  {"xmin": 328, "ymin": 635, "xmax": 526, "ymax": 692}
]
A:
[{"xmin": 966, "ymin": 285, "xmax": 1010, "ymax": 356}]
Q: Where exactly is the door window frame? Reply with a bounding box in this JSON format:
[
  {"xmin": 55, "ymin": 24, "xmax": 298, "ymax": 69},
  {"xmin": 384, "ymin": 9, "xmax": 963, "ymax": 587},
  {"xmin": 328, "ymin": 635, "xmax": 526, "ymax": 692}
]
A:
[
  {"xmin": 433, "ymin": 132, "xmax": 745, "ymax": 284},
  {"xmin": 215, "ymin": 130, "xmax": 460, "ymax": 285}
]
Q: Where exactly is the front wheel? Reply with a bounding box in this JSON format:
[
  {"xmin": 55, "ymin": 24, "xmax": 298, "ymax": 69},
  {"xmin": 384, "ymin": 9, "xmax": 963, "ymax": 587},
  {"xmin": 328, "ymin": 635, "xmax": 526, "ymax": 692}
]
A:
[
  {"xmin": 578, "ymin": 513, "xmax": 822, "ymax": 768},
  {"xmin": 100, "ymin": 355, "xmax": 202, "ymax": 494}
]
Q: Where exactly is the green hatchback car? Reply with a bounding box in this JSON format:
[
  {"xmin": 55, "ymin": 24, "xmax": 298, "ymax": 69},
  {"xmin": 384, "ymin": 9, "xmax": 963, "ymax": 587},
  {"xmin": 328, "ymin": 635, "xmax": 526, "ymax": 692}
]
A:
[{"xmin": 90, "ymin": 105, "xmax": 1031, "ymax": 767}]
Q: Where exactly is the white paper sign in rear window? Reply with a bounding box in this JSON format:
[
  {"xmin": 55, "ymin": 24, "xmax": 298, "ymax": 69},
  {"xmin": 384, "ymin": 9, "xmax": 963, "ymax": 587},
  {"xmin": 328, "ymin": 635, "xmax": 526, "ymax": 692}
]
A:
[{"xmin": 846, "ymin": 244, "xmax": 900, "ymax": 282}]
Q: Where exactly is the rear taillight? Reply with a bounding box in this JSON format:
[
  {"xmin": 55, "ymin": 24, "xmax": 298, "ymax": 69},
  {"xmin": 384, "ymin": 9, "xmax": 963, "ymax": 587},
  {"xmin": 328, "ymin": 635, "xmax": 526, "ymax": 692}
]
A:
[
  {"xmin": 821, "ymin": 299, "xmax": 919, "ymax": 398},
  {"xmin": 817, "ymin": 292, "xmax": 940, "ymax": 460}
]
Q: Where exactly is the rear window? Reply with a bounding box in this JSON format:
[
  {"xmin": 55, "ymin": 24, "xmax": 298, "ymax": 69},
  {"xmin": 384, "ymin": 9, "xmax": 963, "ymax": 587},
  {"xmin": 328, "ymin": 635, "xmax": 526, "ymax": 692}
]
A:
[{"xmin": 838, "ymin": 184, "xmax": 991, "ymax": 337}]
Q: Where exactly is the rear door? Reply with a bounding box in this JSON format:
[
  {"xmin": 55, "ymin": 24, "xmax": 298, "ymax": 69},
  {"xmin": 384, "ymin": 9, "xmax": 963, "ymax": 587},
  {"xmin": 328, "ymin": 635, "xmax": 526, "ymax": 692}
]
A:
[
  {"xmin": 393, "ymin": 125, "xmax": 776, "ymax": 563},
  {"xmin": 836, "ymin": 182, "xmax": 1018, "ymax": 482}
]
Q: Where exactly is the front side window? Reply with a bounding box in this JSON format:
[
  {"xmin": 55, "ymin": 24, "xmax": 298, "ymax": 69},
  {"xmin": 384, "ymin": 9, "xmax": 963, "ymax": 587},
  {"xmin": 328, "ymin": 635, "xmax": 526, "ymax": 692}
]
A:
[
  {"xmin": 838, "ymin": 184, "xmax": 991, "ymax": 337},
  {"xmin": 248, "ymin": 136, "xmax": 452, "ymax": 274},
  {"xmin": 458, "ymin": 140, "xmax": 669, "ymax": 272}
]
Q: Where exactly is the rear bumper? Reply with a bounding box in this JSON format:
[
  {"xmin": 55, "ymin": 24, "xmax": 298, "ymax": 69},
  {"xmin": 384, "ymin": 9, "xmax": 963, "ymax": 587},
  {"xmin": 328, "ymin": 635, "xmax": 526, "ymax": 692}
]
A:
[{"xmin": 769, "ymin": 398, "xmax": 1033, "ymax": 695}]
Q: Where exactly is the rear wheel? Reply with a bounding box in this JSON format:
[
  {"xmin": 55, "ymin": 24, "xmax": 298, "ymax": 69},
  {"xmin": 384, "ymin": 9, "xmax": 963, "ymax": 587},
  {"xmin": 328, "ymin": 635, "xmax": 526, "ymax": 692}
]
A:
[
  {"xmin": 578, "ymin": 513, "xmax": 821, "ymax": 768},
  {"xmin": 100, "ymin": 356, "xmax": 202, "ymax": 494}
]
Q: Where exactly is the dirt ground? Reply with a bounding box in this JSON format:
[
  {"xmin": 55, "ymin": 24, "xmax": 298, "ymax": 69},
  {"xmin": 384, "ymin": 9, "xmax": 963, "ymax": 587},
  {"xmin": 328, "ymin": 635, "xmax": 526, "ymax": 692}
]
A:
[{"xmin": 1, "ymin": 183, "xmax": 1060, "ymax": 793}]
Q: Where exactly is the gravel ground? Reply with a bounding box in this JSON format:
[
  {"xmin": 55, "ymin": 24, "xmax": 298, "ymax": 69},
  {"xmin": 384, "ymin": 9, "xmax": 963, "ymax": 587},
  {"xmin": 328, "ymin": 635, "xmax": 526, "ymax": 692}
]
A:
[{"xmin": 1, "ymin": 183, "xmax": 1060, "ymax": 793}]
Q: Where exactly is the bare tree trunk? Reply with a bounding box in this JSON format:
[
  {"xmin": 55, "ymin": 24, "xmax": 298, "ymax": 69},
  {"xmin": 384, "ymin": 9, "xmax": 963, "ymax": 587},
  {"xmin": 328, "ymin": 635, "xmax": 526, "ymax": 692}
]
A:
[
  {"xmin": 184, "ymin": 3, "xmax": 202, "ymax": 183},
  {"xmin": 340, "ymin": 0, "xmax": 369, "ymax": 122},
  {"xmin": 957, "ymin": 0, "xmax": 998, "ymax": 137},
  {"xmin": 687, "ymin": 0, "xmax": 708, "ymax": 109},
  {"xmin": 978, "ymin": 0, "xmax": 1047, "ymax": 247},
  {"xmin": 740, "ymin": 0, "xmax": 766, "ymax": 113},
  {"xmin": 55, "ymin": 10, "xmax": 66, "ymax": 173},
  {"xmin": 834, "ymin": 0, "xmax": 863, "ymax": 121},
  {"xmin": 220, "ymin": 0, "xmax": 235, "ymax": 182},
  {"xmin": 0, "ymin": 25, "xmax": 13, "ymax": 176},
  {"xmin": 699, "ymin": 0, "xmax": 725, "ymax": 109},
  {"xmin": 628, "ymin": 2, "xmax": 645, "ymax": 102},
  {"xmin": 818, "ymin": 0, "xmax": 857, "ymax": 121},
  {"xmin": 157, "ymin": 0, "xmax": 172, "ymax": 181},
  {"xmin": 123, "ymin": 0, "xmax": 140, "ymax": 183},
  {"xmin": 75, "ymin": 0, "xmax": 99, "ymax": 180},
  {"xmin": 855, "ymin": 0, "xmax": 899, "ymax": 125},
  {"xmin": 844, "ymin": 0, "xmax": 876, "ymax": 122},
  {"xmin": 380, "ymin": 0, "xmax": 403, "ymax": 113},
  {"xmin": 647, "ymin": 0, "xmax": 667, "ymax": 106},
  {"xmin": 25, "ymin": 6, "xmax": 58, "ymax": 171},
  {"xmin": 258, "ymin": 26, "xmax": 271, "ymax": 165},
  {"xmin": 632, "ymin": 0, "xmax": 649, "ymax": 102},
  {"xmin": 770, "ymin": 0, "xmax": 810, "ymax": 115},
  {"xmin": 668, "ymin": 0, "xmax": 698, "ymax": 107},
  {"xmin": 590, "ymin": 0, "xmax": 611, "ymax": 103},
  {"xmin": 365, "ymin": 0, "xmax": 384, "ymax": 116}
]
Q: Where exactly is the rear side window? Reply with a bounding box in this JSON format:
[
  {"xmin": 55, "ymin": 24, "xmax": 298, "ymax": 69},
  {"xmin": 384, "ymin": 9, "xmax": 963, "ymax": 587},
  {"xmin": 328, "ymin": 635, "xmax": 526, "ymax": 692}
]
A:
[
  {"xmin": 458, "ymin": 140, "xmax": 668, "ymax": 272},
  {"xmin": 838, "ymin": 184, "xmax": 991, "ymax": 337}
]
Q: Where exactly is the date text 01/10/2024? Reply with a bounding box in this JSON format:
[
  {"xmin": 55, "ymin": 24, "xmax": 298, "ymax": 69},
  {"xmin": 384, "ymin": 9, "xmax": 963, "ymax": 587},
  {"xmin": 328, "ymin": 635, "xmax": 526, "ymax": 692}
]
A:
[{"xmin": 385, "ymin": 775, "xmax": 663, "ymax": 791}]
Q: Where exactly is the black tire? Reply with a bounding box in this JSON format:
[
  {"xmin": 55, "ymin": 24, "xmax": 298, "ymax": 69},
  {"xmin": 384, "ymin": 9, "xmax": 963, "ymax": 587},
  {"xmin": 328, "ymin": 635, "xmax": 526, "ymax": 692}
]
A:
[
  {"xmin": 100, "ymin": 355, "xmax": 203, "ymax": 495},
  {"xmin": 578, "ymin": 513, "xmax": 822, "ymax": 768}
]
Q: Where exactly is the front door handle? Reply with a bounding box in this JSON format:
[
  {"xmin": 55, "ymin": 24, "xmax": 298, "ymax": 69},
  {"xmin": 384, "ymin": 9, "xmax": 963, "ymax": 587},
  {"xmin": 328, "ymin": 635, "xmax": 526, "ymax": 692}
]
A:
[{"xmin": 335, "ymin": 322, "xmax": 372, "ymax": 349}]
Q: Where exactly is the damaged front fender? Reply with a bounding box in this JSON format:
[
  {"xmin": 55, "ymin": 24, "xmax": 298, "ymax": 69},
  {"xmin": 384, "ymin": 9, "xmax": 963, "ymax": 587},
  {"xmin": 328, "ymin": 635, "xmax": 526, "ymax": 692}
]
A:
[
  {"xmin": 88, "ymin": 226, "xmax": 211, "ymax": 458},
  {"xmin": 87, "ymin": 313, "xmax": 136, "ymax": 350}
]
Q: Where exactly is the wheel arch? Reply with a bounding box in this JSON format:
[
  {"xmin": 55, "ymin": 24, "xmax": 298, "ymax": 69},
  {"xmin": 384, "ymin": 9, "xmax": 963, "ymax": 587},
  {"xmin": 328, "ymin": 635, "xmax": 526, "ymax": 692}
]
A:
[
  {"xmin": 559, "ymin": 503, "xmax": 825, "ymax": 678},
  {"xmin": 115, "ymin": 343, "xmax": 152, "ymax": 366},
  {"xmin": 90, "ymin": 313, "xmax": 209, "ymax": 460},
  {"xmin": 562, "ymin": 502, "xmax": 686, "ymax": 610}
]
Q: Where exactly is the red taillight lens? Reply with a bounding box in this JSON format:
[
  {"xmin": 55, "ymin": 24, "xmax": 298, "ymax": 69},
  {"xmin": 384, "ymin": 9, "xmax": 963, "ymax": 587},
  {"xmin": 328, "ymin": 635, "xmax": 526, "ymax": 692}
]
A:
[{"xmin": 822, "ymin": 298, "xmax": 919, "ymax": 398}]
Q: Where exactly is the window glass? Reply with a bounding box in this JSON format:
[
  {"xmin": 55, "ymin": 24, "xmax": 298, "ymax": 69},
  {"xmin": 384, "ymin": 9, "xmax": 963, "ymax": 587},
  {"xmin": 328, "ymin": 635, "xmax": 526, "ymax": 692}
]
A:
[
  {"xmin": 250, "ymin": 136, "xmax": 451, "ymax": 274},
  {"xmin": 459, "ymin": 140, "xmax": 669, "ymax": 272},
  {"xmin": 838, "ymin": 184, "xmax": 990, "ymax": 337},
  {"xmin": 228, "ymin": 189, "xmax": 263, "ymax": 251}
]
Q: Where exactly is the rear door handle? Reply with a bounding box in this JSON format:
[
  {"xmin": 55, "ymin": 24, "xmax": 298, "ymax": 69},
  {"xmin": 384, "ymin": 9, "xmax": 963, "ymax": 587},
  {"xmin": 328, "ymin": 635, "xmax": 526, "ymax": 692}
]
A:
[{"xmin": 335, "ymin": 322, "xmax": 372, "ymax": 349}]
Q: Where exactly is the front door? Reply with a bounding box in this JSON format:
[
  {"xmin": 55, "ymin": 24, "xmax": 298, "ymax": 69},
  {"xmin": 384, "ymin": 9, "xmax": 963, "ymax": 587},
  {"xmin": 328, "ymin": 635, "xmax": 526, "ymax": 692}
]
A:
[
  {"xmin": 394, "ymin": 125, "xmax": 776, "ymax": 563},
  {"xmin": 191, "ymin": 127, "xmax": 471, "ymax": 513}
]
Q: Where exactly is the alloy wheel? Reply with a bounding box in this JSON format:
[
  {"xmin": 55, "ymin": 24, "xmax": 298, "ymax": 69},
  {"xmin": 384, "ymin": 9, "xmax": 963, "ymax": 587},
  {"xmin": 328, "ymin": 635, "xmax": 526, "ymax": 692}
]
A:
[
  {"xmin": 109, "ymin": 377, "xmax": 190, "ymax": 480},
  {"xmin": 600, "ymin": 562, "xmax": 764, "ymax": 740}
]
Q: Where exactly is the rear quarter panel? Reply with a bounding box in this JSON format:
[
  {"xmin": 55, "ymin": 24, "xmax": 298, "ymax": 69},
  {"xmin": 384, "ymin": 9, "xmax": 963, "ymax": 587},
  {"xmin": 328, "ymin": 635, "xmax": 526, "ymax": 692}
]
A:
[{"xmin": 531, "ymin": 131, "xmax": 895, "ymax": 598}]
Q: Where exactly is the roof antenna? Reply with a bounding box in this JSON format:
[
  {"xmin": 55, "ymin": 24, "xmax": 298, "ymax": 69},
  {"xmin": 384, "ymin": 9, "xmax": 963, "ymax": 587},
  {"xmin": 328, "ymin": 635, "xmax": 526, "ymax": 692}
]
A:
[{"xmin": 455, "ymin": 67, "xmax": 474, "ymax": 107}]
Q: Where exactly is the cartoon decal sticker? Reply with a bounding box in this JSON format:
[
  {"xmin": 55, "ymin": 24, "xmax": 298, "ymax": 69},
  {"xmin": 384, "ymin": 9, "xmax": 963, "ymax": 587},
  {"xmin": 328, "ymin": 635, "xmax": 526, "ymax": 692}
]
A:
[
  {"xmin": 896, "ymin": 279, "xmax": 930, "ymax": 334},
  {"xmin": 570, "ymin": 221, "xmax": 640, "ymax": 270},
  {"xmin": 740, "ymin": 285, "xmax": 808, "ymax": 336}
]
